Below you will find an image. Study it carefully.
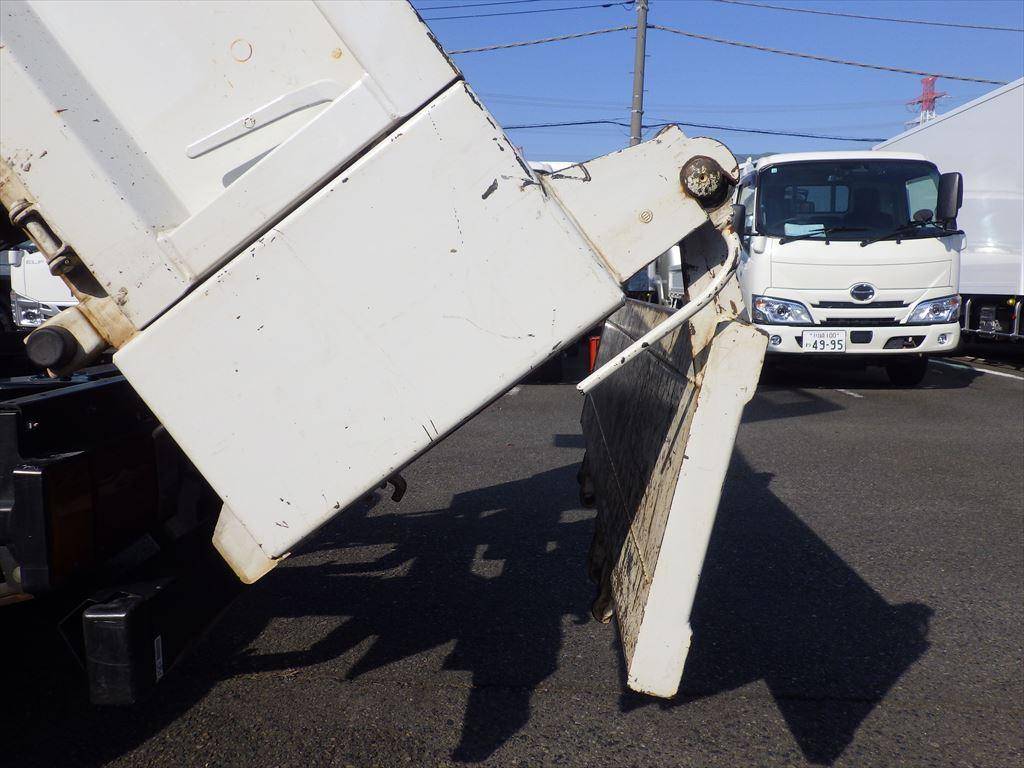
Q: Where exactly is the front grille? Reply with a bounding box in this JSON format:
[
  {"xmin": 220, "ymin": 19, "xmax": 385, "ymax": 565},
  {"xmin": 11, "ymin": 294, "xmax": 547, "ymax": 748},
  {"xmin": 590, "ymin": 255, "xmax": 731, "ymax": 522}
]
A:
[
  {"xmin": 813, "ymin": 300, "xmax": 907, "ymax": 309},
  {"xmin": 822, "ymin": 317, "xmax": 897, "ymax": 327}
]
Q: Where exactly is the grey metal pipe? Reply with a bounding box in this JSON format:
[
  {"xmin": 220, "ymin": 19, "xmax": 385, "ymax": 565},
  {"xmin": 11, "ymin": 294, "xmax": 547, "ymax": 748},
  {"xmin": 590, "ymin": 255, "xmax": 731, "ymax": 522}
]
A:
[{"xmin": 628, "ymin": 0, "xmax": 649, "ymax": 147}]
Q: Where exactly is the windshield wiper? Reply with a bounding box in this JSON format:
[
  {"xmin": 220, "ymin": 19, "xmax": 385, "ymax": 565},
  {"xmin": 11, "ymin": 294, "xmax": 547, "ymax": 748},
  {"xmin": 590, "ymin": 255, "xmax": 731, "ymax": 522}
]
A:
[
  {"xmin": 859, "ymin": 221, "xmax": 963, "ymax": 247},
  {"xmin": 778, "ymin": 226, "xmax": 867, "ymax": 245}
]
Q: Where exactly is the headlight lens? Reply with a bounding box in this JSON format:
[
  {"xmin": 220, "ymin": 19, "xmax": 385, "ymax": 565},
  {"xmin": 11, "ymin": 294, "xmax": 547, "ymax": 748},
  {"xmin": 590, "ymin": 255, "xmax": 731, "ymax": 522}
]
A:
[
  {"xmin": 752, "ymin": 295, "xmax": 813, "ymax": 325},
  {"xmin": 11, "ymin": 293, "xmax": 61, "ymax": 328},
  {"xmin": 908, "ymin": 295, "xmax": 961, "ymax": 324}
]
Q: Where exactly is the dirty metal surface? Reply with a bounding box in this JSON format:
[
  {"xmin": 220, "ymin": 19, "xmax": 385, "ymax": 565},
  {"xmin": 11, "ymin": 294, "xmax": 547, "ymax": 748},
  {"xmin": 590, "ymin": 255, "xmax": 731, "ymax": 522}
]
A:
[
  {"xmin": 541, "ymin": 131, "xmax": 737, "ymax": 284},
  {"xmin": 582, "ymin": 238, "xmax": 766, "ymax": 697},
  {"xmin": 0, "ymin": 1, "xmax": 457, "ymax": 327},
  {"xmin": 114, "ymin": 80, "xmax": 625, "ymax": 572}
]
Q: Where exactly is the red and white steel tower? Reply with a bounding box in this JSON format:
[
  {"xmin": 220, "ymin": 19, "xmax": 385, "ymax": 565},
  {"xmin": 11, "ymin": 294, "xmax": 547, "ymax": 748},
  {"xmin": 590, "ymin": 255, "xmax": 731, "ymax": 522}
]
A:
[{"xmin": 906, "ymin": 76, "xmax": 947, "ymax": 128}]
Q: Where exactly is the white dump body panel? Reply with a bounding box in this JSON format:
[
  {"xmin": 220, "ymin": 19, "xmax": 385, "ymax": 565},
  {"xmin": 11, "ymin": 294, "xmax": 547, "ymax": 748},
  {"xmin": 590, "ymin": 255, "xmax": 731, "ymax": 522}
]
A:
[
  {"xmin": 876, "ymin": 79, "xmax": 1024, "ymax": 296},
  {"xmin": 115, "ymin": 80, "xmax": 624, "ymax": 559},
  {"xmin": 1, "ymin": 0, "xmax": 458, "ymax": 327},
  {"xmin": 2, "ymin": 0, "xmax": 764, "ymax": 698}
]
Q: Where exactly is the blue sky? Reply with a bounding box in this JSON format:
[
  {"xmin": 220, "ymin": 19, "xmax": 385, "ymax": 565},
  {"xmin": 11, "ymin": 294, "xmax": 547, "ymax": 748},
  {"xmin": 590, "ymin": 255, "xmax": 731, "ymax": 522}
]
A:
[{"xmin": 412, "ymin": 0, "xmax": 1024, "ymax": 162}]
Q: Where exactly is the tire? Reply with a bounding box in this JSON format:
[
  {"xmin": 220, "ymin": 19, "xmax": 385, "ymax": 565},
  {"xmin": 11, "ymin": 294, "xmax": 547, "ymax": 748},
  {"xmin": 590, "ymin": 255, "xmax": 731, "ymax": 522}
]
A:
[{"xmin": 886, "ymin": 357, "xmax": 929, "ymax": 387}]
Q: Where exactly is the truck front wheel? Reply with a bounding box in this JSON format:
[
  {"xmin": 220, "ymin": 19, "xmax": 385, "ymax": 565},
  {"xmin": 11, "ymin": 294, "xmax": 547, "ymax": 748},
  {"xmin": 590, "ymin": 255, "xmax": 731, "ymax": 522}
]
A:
[{"xmin": 886, "ymin": 357, "xmax": 929, "ymax": 387}]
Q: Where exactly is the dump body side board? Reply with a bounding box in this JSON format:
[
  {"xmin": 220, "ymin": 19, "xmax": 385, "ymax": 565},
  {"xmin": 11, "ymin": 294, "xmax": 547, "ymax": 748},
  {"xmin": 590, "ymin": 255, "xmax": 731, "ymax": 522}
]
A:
[{"xmin": 582, "ymin": 287, "xmax": 766, "ymax": 697}]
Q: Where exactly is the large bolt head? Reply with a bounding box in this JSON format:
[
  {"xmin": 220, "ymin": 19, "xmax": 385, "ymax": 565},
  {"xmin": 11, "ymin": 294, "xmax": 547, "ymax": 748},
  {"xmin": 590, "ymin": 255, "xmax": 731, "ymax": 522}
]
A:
[
  {"xmin": 680, "ymin": 155, "xmax": 730, "ymax": 209},
  {"xmin": 25, "ymin": 326, "xmax": 79, "ymax": 370}
]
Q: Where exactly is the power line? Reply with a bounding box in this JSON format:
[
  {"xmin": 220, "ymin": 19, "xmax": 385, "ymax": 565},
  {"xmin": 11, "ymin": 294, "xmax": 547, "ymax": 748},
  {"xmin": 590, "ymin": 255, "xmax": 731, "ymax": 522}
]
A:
[
  {"xmin": 479, "ymin": 90, "xmax": 909, "ymax": 113},
  {"xmin": 446, "ymin": 25, "xmax": 634, "ymax": 53},
  {"xmin": 648, "ymin": 24, "xmax": 1008, "ymax": 84},
  {"xmin": 711, "ymin": 0, "xmax": 1024, "ymax": 33},
  {"xmin": 446, "ymin": 27, "xmax": 1010, "ymax": 83},
  {"xmin": 422, "ymin": 1, "xmax": 631, "ymax": 21},
  {"xmin": 503, "ymin": 119, "xmax": 886, "ymax": 142},
  {"xmin": 506, "ymin": 119, "xmax": 631, "ymax": 128},
  {"xmin": 418, "ymin": 0, "xmax": 561, "ymax": 10},
  {"xmin": 649, "ymin": 116, "xmax": 899, "ymax": 132},
  {"xmin": 647, "ymin": 120, "xmax": 889, "ymax": 142}
]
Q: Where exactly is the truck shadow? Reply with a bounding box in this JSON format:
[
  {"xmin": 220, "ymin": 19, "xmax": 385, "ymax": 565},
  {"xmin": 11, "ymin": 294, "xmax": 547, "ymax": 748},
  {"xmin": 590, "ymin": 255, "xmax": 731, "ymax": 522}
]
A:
[
  {"xmin": 744, "ymin": 385, "xmax": 846, "ymax": 423},
  {"xmin": 203, "ymin": 463, "xmax": 596, "ymax": 764},
  {"xmin": 761, "ymin": 358, "xmax": 981, "ymax": 390},
  {"xmin": 1, "ymin": 452, "xmax": 930, "ymax": 767},
  {"xmin": 956, "ymin": 339, "xmax": 1024, "ymax": 368},
  {"xmin": 723, "ymin": 357, "xmax": 985, "ymax": 427},
  {"xmin": 213, "ymin": 450, "xmax": 930, "ymax": 765},
  {"xmin": 620, "ymin": 451, "xmax": 932, "ymax": 766}
]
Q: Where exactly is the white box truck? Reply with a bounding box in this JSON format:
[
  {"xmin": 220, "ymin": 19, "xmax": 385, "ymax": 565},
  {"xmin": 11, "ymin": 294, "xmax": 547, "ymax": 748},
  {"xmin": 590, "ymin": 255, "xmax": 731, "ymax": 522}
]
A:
[
  {"xmin": 732, "ymin": 151, "xmax": 966, "ymax": 386},
  {"xmin": 2, "ymin": 243, "xmax": 77, "ymax": 332},
  {"xmin": 875, "ymin": 78, "xmax": 1024, "ymax": 342},
  {"xmin": 1, "ymin": 0, "xmax": 765, "ymax": 703}
]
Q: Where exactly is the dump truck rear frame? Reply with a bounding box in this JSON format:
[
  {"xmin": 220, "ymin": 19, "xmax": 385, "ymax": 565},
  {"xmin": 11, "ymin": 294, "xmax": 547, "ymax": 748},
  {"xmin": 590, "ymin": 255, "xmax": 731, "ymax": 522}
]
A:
[{"xmin": 1, "ymin": 0, "xmax": 765, "ymax": 703}]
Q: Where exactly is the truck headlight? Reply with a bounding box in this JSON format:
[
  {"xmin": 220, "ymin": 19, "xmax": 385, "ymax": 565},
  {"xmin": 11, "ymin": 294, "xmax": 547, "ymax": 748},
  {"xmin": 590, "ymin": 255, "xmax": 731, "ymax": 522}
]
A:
[
  {"xmin": 11, "ymin": 292, "xmax": 60, "ymax": 328},
  {"xmin": 908, "ymin": 295, "xmax": 961, "ymax": 324},
  {"xmin": 752, "ymin": 295, "xmax": 812, "ymax": 325}
]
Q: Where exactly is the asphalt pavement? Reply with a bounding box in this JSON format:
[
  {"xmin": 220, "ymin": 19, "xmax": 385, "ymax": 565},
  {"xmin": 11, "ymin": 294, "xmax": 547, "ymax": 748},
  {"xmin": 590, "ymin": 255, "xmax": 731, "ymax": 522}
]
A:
[{"xmin": 4, "ymin": 353, "xmax": 1022, "ymax": 767}]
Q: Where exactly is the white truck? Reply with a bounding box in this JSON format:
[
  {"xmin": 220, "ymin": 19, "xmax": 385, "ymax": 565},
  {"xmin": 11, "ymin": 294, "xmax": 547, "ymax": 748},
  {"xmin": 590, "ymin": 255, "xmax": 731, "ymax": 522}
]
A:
[
  {"xmin": 875, "ymin": 79, "xmax": 1024, "ymax": 342},
  {"xmin": 2, "ymin": 242, "xmax": 77, "ymax": 333},
  {"xmin": 0, "ymin": 1, "xmax": 765, "ymax": 703},
  {"xmin": 732, "ymin": 150, "xmax": 965, "ymax": 386}
]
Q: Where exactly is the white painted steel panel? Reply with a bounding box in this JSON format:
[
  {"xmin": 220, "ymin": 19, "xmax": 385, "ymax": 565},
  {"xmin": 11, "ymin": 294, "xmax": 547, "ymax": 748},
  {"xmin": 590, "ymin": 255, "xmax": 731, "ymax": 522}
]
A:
[
  {"xmin": 770, "ymin": 252, "xmax": 954, "ymax": 291},
  {"xmin": 114, "ymin": 81, "xmax": 624, "ymax": 560},
  {"xmin": 542, "ymin": 135, "xmax": 737, "ymax": 283},
  {"xmin": 0, "ymin": 0, "xmax": 457, "ymax": 326},
  {"xmin": 624, "ymin": 318, "xmax": 765, "ymax": 696},
  {"xmin": 582, "ymin": 226, "xmax": 766, "ymax": 697}
]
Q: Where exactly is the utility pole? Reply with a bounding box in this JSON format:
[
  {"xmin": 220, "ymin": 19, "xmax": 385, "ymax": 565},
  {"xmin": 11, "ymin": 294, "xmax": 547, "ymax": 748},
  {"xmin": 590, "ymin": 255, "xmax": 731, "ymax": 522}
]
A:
[{"xmin": 629, "ymin": 0, "xmax": 649, "ymax": 147}]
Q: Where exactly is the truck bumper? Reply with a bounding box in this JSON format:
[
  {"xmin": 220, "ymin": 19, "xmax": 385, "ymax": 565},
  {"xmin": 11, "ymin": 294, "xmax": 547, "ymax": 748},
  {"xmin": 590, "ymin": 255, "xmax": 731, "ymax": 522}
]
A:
[{"xmin": 760, "ymin": 322, "xmax": 961, "ymax": 355}]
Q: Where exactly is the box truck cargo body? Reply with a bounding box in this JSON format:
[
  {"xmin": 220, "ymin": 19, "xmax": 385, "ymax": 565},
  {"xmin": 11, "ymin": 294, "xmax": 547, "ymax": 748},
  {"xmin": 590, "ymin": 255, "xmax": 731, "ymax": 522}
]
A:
[{"xmin": 876, "ymin": 79, "xmax": 1023, "ymax": 341}]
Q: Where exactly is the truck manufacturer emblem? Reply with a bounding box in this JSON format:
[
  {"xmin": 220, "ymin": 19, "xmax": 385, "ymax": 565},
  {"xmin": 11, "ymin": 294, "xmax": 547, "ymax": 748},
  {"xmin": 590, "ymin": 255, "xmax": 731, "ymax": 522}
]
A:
[{"xmin": 850, "ymin": 283, "xmax": 875, "ymax": 302}]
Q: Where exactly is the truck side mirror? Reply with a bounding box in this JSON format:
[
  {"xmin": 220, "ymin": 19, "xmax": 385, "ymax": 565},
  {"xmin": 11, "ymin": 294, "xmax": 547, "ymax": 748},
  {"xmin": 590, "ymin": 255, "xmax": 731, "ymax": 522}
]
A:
[
  {"xmin": 936, "ymin": 172, "xmax": 963, "ymax": 223},
  {"xmin": 730, "ymin": 203, "xmax": 747, "ymax": 236}
]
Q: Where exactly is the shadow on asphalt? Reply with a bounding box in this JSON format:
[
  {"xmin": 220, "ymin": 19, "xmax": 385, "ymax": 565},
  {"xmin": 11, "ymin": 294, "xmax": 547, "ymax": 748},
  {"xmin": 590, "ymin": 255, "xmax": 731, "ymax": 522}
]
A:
[
  {"xmin": 744, "ymin": 384, "xmax": 846, "ymax": 423},
  {"xmin": 215, "ymin": 451, "xmax": 930, "ymax": 765},
  {"xmin": 621, "ymin": 451, "xmax": 932, "ymax": 766},
  {"xmin": 2, "ymin": 454, "xmax": 931, "ymax": 767},
  {"xmin": 737, "ymin": 358, "xmax": 985, "ymax": 426},
  {"xmin": 208, "ymin": 463, "xmax": 595, "ymax": 764},
  {"xmin": 956, "ymin": 339, "xmax": 1024, "ymax": 369},
  {"xmin": 759, "ymin": 358, "xmax": 982, "ymax": 391}
]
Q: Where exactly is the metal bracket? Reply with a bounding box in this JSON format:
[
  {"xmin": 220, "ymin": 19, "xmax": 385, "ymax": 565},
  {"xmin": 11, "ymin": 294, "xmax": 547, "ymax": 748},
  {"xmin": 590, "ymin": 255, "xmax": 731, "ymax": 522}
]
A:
[
  {"xmin": 380, "ymin": 473, "xmax": 408, "ymax": 502},
  {"xmin": 6, "ymin": 199, "xmax": 79, "ymax": 275}
]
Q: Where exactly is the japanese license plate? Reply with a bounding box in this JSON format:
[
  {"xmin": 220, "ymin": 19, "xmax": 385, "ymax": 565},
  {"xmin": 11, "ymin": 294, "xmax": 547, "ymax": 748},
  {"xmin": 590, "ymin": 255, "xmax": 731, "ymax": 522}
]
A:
[{"xmin": 802, "ymin": 329, "xmax": 847, "ymax": 352}]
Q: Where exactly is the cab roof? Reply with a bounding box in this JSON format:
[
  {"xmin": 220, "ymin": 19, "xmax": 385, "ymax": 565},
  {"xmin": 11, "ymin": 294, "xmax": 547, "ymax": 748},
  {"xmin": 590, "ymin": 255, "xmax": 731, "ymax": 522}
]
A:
[{"xmin": 752, "ymin": 150, "xmax": 929, "ymax": 170}]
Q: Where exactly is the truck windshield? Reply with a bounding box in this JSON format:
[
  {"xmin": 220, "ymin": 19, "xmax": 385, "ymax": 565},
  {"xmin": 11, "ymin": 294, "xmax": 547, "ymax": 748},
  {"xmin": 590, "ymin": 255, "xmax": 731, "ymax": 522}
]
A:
[{"xmin": 756, "ymin": 159, "xmax": 941, "ymax": 242}]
